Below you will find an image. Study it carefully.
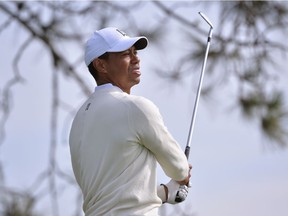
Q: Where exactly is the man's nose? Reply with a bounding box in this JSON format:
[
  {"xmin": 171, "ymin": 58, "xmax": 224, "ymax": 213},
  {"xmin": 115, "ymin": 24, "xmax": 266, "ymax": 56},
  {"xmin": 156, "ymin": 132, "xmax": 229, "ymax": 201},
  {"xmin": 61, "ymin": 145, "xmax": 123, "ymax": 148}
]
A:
[{"xmin": 131, "ymin": 53, "xmax": 140, "ymax": 63}]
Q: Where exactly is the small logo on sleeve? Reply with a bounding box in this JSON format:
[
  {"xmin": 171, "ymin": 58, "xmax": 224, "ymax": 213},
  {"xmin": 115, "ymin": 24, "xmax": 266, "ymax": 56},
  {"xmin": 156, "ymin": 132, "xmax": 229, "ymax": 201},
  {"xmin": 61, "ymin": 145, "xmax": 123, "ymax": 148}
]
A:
[{"xmin": 85, "ymin": 103, "xmax": 91, "ymax": 111}]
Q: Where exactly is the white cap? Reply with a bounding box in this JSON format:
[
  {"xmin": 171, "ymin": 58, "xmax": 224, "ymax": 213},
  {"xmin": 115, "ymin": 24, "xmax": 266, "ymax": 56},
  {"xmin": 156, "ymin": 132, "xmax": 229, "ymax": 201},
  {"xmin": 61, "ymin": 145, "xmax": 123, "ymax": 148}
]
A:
[{"xmin": 84, "ymin": 27, "xmax": 148, "ymax": 66}]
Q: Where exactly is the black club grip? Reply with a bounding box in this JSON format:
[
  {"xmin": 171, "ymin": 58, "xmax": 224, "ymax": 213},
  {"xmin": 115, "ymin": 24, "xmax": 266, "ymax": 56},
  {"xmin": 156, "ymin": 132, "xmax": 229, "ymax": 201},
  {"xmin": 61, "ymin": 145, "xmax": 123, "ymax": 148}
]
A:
[{"xmin": 184, "ymin": 146, "xmax": 190, "ymax": 159}]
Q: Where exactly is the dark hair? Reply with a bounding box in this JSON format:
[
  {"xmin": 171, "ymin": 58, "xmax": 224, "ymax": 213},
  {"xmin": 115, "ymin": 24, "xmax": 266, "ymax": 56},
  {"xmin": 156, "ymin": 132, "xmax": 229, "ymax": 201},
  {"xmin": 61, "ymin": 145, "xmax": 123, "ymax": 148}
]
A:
[{"xmin": 88, "ymin": 52, "xmax": 110, "ymax": 81}]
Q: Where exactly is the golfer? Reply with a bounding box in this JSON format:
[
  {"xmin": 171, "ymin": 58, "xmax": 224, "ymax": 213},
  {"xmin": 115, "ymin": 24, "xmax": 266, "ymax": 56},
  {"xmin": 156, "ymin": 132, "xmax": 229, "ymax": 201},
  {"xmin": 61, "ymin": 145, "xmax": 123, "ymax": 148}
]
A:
[{"xmin": 69, "ymin": 27, "xmax": 192, "ymax": 216}]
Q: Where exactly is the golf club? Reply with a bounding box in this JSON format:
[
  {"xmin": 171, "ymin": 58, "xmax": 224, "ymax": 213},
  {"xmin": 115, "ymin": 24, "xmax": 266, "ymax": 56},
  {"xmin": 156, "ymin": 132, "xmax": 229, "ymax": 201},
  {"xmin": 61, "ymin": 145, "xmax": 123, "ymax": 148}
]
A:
[
  {"xmin": 175, "ymin": 12, "xmax": 214, "ymax": 203},
  {"xmin": 184, "ymin": 12, "xmax": 213, "ymax": 159}
]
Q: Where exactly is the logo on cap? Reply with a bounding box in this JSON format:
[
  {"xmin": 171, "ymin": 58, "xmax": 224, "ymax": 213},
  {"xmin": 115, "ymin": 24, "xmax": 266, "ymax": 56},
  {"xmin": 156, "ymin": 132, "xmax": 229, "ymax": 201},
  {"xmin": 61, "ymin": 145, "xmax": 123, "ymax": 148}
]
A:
[{"xmin": 116, "ymin": 29, "xmax": 127, "ymax": 37}]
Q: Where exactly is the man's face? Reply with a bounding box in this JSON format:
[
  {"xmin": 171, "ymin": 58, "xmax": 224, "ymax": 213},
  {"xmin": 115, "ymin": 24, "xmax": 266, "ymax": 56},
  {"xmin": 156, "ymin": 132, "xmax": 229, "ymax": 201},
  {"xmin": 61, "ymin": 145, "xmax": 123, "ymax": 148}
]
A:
[{"xmin": 103, "ymin": 46, "xmax": 141, "ymax": 94}]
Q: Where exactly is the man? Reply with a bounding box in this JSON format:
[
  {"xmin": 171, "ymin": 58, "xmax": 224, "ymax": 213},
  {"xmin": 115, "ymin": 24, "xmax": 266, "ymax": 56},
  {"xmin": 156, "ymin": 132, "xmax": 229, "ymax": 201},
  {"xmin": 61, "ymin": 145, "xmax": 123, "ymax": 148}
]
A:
[{"xmin": 69, "ymin": 27, "xmax": 192, "ymax": 216}]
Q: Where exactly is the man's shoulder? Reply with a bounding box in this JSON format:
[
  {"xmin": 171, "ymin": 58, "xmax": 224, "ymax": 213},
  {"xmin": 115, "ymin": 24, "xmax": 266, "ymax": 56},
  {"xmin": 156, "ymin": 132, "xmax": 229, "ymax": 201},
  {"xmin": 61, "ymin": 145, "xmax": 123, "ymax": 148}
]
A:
[
  {"xmin": 121, "ymin": 94, "xmax": 160, "ymax": 117},
  {"xmin": 125, "ymin": 94, "xmax": 155, "ymax": 108}
]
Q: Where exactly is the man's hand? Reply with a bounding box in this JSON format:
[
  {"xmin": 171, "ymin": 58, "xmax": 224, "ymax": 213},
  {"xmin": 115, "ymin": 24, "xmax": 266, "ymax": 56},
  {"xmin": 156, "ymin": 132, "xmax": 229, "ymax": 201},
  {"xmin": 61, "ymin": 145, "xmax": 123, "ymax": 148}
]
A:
[
  {"xmin": 174, "ymin": 184, "xmax": 189, "ymax": 203},
  {"xmin": 162, "ymin": 180, "xmax": 189, "ymax": 204},
  {"xmin": 159, "ymin": 164, "xmax": 192, "ymax": 204}
]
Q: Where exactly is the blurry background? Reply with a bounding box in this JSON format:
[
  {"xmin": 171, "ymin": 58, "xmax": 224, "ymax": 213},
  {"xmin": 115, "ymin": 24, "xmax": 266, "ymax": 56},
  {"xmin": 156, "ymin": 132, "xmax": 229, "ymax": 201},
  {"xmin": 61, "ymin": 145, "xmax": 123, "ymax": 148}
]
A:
[{"xmin": 0, "ymin": 1, "xmax": 288, "ymax": 216}]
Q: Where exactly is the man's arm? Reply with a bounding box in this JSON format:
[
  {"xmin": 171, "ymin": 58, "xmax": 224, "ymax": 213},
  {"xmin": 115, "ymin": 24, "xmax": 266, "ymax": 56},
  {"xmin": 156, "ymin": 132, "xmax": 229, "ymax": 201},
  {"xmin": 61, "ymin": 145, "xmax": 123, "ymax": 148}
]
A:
[{"xmin": 131, "ymin": 97, "xmax": 190, "ymax": 181}]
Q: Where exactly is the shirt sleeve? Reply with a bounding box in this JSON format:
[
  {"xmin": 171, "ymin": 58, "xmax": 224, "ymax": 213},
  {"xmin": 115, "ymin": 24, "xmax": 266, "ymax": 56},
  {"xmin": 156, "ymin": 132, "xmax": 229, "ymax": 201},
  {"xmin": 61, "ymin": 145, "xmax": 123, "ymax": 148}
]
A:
[{"xmin": 129, "ymin": 96, "xmax": 189, "ymax": 181}]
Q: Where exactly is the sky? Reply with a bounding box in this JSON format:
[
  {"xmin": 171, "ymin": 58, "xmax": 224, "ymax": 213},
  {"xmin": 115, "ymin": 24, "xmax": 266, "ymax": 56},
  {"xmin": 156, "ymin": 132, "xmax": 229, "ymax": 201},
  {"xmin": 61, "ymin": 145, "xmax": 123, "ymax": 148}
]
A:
[{"xmin": 1, "ymin": 1, "xmax": 288, "ymax": 216}]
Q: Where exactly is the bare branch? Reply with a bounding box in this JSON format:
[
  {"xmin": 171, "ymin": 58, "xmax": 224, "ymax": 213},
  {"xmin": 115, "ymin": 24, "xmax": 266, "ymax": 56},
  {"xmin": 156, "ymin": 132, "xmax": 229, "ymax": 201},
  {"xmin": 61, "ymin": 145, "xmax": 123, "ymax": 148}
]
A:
[{"xmin": 0, "ymin": 36, "xmax": 32, "ymax": 145}]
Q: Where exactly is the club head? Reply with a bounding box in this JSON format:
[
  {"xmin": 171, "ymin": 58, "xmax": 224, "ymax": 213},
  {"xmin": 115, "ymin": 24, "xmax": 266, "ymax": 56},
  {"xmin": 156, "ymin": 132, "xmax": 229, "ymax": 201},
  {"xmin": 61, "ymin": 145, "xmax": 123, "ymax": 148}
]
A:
[{"xmin": 199, "ymin": 12, "xmax": 213, "ymax": 29}]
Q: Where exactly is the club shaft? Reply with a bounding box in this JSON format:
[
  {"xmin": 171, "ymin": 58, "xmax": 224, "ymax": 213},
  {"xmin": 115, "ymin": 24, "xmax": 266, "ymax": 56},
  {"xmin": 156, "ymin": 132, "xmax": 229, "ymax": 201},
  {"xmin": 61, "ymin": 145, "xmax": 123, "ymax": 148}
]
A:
[{"xmin": 185, "ymin": 29, "xmax": 212, "ymax": 159}]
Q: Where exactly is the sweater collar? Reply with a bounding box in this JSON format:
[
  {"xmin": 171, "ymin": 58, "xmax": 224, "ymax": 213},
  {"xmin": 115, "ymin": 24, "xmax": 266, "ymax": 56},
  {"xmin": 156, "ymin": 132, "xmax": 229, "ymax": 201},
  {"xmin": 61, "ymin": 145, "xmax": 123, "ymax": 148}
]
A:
[{"xmin": 94, "ymin": 83, "xmax": 123, "ymax": 93}]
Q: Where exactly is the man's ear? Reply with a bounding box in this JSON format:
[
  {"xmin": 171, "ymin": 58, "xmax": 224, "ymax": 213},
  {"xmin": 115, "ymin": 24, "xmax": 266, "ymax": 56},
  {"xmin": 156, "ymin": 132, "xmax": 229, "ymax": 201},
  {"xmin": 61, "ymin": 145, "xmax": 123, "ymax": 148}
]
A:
[{"xmin": 93, "ymin": 59, "xmax": 107, "ymax": 74}]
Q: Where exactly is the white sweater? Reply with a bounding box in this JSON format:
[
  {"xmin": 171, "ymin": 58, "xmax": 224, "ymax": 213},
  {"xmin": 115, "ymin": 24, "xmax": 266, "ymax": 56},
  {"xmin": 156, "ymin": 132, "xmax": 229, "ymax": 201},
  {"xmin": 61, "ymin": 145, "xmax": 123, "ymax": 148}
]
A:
[{"xmin": 69, "ymin": 84, "xmax": 188, "ymax": 216}]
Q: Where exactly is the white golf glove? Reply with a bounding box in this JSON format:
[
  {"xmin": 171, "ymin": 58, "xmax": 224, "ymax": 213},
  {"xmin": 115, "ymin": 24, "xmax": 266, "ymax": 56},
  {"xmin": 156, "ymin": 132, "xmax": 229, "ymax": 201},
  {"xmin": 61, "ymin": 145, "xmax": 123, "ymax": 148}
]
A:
[{"xmin": 162, "ymin": 179, "xmax": 189, "ymax": 204}]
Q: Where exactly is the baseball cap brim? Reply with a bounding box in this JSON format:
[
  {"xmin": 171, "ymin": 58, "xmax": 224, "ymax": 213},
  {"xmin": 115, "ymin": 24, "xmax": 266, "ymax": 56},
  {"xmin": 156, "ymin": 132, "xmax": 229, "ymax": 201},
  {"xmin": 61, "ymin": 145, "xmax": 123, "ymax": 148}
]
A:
[{"xmin": 108, "ymin": 37, "xmax": 148, "ymax": 52}]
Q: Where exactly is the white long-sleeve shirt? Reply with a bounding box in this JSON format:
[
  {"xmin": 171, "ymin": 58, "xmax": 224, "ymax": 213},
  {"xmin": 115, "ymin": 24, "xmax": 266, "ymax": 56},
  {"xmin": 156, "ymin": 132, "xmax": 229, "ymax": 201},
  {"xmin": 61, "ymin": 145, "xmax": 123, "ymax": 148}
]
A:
[{"xmin": 69, "ymin": 84, "xmax": 188, "ymax": 216}]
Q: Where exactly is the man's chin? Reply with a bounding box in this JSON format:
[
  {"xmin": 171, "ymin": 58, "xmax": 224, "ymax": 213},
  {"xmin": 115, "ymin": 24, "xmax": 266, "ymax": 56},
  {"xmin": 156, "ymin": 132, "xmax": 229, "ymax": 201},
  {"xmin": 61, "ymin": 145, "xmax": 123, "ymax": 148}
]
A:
[{"xmin": 131, "ymin": 78, "xmax": 140, "ymax": 88}]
